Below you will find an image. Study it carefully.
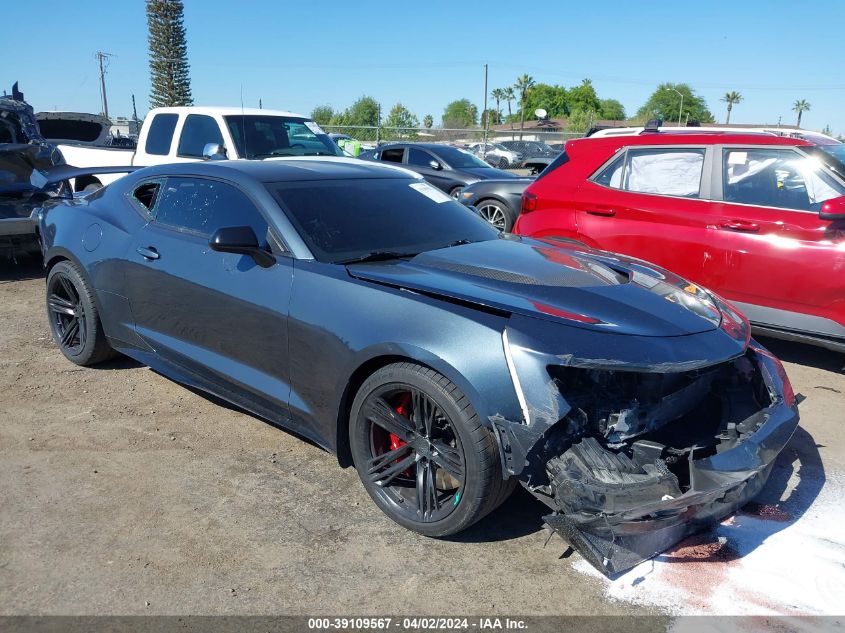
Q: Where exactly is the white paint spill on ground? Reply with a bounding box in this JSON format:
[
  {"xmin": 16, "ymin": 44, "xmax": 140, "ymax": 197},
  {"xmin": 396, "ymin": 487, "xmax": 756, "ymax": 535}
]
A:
[{"xmin": 575, "ymin": 462, "xmax": 845, "ymax": 620}]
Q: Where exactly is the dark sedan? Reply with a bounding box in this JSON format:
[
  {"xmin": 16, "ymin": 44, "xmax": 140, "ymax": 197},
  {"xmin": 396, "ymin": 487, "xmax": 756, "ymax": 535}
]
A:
[
  {"xmin": 459, "ymin": 177, "xmax": 533, "ymax": 231},
  {"xmin": 358, "ymin": 143, "xmax": 517, "ymax": 198},
  {"xmin": 39, "ymin": 157, "xmax": 798, "ymax": 575}
]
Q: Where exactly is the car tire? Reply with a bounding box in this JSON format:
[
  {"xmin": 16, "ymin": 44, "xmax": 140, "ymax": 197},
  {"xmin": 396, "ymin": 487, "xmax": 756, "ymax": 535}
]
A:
[
  {"xmin": 496, "ymin": 157, "xmax": 509, "ymax": 169},
  {"xmin": 449, "ymin": 186, "xmax": 464, "ymax": 200},
  {"xmin": 349, "ymin": 362, "xmax": 514, "ymax": 537},
  {"xmin": 46, "ymin": 260, "xmax": 117, "ymax": 366},
  {"xmin": 476, "ymin": 199, "xmax": 515, "ymax": 232}
]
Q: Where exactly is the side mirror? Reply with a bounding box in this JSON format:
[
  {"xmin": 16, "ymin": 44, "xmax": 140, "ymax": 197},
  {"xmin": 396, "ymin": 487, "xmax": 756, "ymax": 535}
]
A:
[
  {"xmin": 202, "ymin": 143, "xmax": 228, "ymax": 161},
  {"xmin": 819, "ymin": 196, "xmax": 845, "ymax": 221},
  {"xmin": 209, "ymin": 226, "xmax": 275, "ymax": 268},
  {"xmin": 429, "ymin": 160, "xmax": 443, "ymax": 170}
]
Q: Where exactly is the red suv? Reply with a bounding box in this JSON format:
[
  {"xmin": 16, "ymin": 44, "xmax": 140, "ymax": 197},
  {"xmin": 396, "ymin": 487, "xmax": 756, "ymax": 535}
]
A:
[{"xmin": 514, "ymin": 131, "xmax": 845, "ymax": 352}]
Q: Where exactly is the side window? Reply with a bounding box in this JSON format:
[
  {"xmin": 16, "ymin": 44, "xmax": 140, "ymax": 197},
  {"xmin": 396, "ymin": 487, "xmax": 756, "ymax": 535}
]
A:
[
  {"xmin": 144, "ymin": 113, "xmax": 179, "ymax": 156},
  {"xmin": 407, "ymin": 148, "xmax": 433, "ymax": 167},
  {"xmin": 153, "ymin": 178, "xmax": 269, "ymax": 245},
  {"xmin": 623, "ymin": 148, "xmax": 705, "ymax": 197},
  {"xmin": 177, "ymin": 115, "xmax": 224, "ymax": 158},
  {"xmin": 723, "ymin": 148, "xmax": 845, "ymax": 212},
  {"xmin": 132, "ymin": 181, "xmax": 161, "ymax": 214},
  {"xmin": 593, "ymin": 152, "xmax": 625, "ymax": 188},
  {"xmin": 381, "ymin": 148, "xmax": 404, "ymax": 163}
]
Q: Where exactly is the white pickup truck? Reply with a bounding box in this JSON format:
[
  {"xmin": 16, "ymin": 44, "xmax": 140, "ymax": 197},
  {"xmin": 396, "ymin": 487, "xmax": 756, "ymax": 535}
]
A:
[{"xmin": 56, "ymin": 106, "xmax": 342, "ymax": 191}]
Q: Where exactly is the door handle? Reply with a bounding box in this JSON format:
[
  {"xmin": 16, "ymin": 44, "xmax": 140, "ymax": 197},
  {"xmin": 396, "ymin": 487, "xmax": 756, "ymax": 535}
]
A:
[
  {"xmin": 719, "ymin": 221, "xmax": 760, "ymax": 233},
  {"xmin": 586, "ymin": 208, "xmax": 616, "ymax": 217},
  {"xmin": 136, "ymin": 246, "xmax": 160, "ymax": 260}
]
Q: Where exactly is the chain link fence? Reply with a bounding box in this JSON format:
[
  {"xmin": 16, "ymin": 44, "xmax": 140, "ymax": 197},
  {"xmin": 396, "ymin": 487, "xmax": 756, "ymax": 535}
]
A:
[{"xmin": 322, "ymin": 125, "xmax": 584, "ymax": 146}]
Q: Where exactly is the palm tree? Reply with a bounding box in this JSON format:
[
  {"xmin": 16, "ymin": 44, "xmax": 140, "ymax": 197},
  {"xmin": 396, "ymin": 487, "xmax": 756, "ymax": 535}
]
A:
[
  {"xmin": 793, "ymin": 99, "xmax": 811, "ymax": 127},
  {"xmin": 503, "ymin": 86, "xmax": 516, "ymax": 134},
  {"xmin": 721, "ymin": 91, "xmax": 743, "ymax": 124},
  {"xmin": 514, "ymin": 74, "xmax": 536, "ymax": 140},
  {"xmin": 491, "ymin": 88, "xmax": 506, "ymax": 127}
]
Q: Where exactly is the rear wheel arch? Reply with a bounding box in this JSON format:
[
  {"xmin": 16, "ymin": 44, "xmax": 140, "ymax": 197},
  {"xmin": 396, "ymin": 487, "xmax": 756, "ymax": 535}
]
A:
[
  {"xmin": 44, "ymin": 250, "xmax": 106, "ymax": 317},
  {"xmin": 335, "ymin": 349, "xmax": 494, "ymax": 468}
]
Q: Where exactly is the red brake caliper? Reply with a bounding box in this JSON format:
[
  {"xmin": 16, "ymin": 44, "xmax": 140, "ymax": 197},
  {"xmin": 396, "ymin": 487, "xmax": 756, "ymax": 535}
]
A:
[{"xmin": 391, "ymin": 392, "xmax": 413, "ymax": 477}]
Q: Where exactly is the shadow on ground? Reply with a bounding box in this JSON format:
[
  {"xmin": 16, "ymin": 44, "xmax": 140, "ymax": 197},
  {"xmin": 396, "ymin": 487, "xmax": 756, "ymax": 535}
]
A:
[
  {"xmin": 0, "ymin": 256, "xmax": 42, "ymax": 283},
  {"xmin": 756, "ymin": 336, "xmax": 844, "ymax": 373}
]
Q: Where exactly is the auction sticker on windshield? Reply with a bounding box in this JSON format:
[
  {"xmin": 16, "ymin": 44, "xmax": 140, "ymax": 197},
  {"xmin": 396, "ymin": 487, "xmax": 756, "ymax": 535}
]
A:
[
  {"xmin": 304, "ymin": 121, "xmax": 326, "ymax": 135},
  {"xmin": 409, "ymin": 181, "xmax": 452, "ymax": 203}
]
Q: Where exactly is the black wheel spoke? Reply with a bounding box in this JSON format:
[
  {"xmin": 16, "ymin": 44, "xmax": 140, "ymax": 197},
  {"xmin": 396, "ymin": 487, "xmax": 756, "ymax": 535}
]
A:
[
  {"xmin": 367, "ymin": 442, "xmax": 414, "ymax": 479},
  {"xmin": 430, "ymin": 440, "xmax": 464, "ymax": 482},
  {"xmin": 365, "ymin": 397, "xmax": 415, "ymax": 442},
  {"xmin": 57, "ymin": 275, "xmax": 76, "ymax": 302},
  {"xmin": 60, "ymin": 319, "xmax": 80, "ymax": 347},
  {"xmin": 48, "ymin": 294, "xmax": 76, "ymax": 316},
  {"xmin": 416, "ymin": 460, "xmax": 439, "ymax": 521},
  {"xmin": 370, "ymin": 453, "xmax": 417, "ymax": 487}
]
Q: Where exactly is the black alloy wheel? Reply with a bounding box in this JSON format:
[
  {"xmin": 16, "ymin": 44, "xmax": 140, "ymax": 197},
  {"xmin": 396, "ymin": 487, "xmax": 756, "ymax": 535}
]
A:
[
  {"xmin": 350, "ymin": 363, "xmax": 514, "ymax": 537},
  {"xmin": 46, "ymin": 260, "xmax": 116, "ymax": 366}
]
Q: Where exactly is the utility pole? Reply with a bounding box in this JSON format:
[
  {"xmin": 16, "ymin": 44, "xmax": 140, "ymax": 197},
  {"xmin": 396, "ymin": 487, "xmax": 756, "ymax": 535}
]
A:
[
  {"xmin": 482, "ymin": 63, "xmax": 489, "ymax": 146},
  {"xmin": 96, "ymin": 51, "xmax": 114, "ymax": 120}
]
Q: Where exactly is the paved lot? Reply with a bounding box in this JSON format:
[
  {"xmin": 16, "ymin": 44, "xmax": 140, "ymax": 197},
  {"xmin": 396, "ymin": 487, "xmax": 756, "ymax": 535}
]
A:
[{"xmin": 1, "ymin": 258, "xmax": 843, "ymax": 616}]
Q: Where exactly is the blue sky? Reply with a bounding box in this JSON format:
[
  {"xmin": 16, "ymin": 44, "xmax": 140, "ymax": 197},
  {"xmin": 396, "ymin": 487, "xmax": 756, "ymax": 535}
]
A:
[{"xmin": 4, "ymin": 0, "xmax": 843, "ymax": 134}]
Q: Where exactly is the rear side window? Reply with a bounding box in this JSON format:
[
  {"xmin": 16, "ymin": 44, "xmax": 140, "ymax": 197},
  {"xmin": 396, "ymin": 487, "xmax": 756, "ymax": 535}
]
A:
[
  {"xmin": 624, "ymin": 148, "xmax": 705, "ymax": 197},
  {"xmin": 154, "ymin": 177, "xmax": 269, "ymax": 244},
  {"xmin": 132, "ymin": 182, "xmax": 160, "ymax": 213},
  {"xmin": 593, "ymin": 148, "xmax": 705, "ymax": 197},
  {"xmin": 144, "ymin": 113, "xmax": 178, "ymax": 156},
  {"xmin": 177, "ymin": 114, "xmax": 224, "ymax": 158},
  {"xmin": 381, "ymin": 148, "xmax": 404, "ymax": 163}
]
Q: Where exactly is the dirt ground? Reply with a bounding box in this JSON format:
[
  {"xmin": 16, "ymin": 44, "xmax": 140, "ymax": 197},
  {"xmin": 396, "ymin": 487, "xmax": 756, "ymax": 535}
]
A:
[{"xmin": 1, "ymin": 257, "xmax": 843, "ymax": 617}]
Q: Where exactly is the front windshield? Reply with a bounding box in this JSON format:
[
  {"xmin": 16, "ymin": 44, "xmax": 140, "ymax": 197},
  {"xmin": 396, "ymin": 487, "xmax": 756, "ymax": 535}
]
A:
[
  {"xmin": 269, "ymin": 178, "xmax": 500, "ymax": 263},
  {"xmin": 430, "ymin": 146, "xmax": 491, "ymax": 169},
  {"xmin": 224, "ymin": 115, "xmax": 342, "ymax": 159}
]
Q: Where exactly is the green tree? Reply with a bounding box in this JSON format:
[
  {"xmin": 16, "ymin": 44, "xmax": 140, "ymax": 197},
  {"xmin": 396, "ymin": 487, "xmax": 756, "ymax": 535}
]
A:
[
  {"xmin": 423, "ymin": 114, "xmax": 433, "ymax": 128},
  {"xmin": 147, "ymin": 0, "xmax": 193, "ymax": 108},
  {"xmin": 490, "ymin": 88, "xmax": 506, "ymax": 124},
  {"xmin": 383, "ymin": 103, "xmax": 419, "ymax": 139},
  {"xmin": 503, "ymin": 87, "xmax": 515, "ymax": 129},
  {"xmin": 636, "ymin": 83, "xmax": 714, "ymax": 125},
  {"xmin": 514, "ymin": 74, "xmax": 536, "ymax": 138},
  {"xmin": 522, "ymin": 83, "xmax": 567, "ymax": 119},
  {"xmin": 566, "ymin": 108, "xmax": 594, "ymax": 134},
  {"xmin": 567, "ymin": 79, "xmax": 600, "ymax": 115},
  {"xmin": 442, "ymin": 99, "xmax": 478, "ymax": 128},
  {"xmin": 793, "ymin": 99, "xmax": 811, "ymax": 127},
  {"xmin": 720, "ymin": 91, "xmax": 742, "ymax": 124},
  {"xmin": 481, "ymin": 108, "xmax": 501, "ymax": 127},
  {"xmin": 311, "ymin": 105, "xmax": 334, "ymax": 126},
  {"xmin": 599, "ymin": 98, "xmax": 626, "ymax": 120}
]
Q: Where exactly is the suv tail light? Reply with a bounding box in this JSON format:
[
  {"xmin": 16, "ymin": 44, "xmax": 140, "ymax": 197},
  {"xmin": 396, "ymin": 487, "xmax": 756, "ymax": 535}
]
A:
[{"xmin": 521, "ymin": 191, "xmax": 537, "ymax": 214}]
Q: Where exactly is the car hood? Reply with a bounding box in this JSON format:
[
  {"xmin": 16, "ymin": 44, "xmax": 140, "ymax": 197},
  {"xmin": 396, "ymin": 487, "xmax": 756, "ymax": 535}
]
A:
[{"xmin": 348, "ymin": 237, "xmax": 724, "ymax": 337}]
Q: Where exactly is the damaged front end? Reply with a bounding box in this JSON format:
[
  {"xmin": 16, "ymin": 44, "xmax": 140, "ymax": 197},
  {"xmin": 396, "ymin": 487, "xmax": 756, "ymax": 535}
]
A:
[{"xmin": 495, "ymin": 313, "xmax": 799, "ymax": 576}]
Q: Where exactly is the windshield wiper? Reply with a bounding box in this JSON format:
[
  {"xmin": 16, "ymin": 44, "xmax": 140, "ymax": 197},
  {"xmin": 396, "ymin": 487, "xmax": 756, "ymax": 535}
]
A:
[{"xmin": 337, "ymin": 250, "xmax": 420, "ymax": 265}]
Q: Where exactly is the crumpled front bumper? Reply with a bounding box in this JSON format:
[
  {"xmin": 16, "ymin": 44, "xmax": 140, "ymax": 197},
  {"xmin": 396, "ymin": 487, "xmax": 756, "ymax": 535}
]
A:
[{"xmin": 544, "ymin": 396, "xmax": 798, "ymax": 575}]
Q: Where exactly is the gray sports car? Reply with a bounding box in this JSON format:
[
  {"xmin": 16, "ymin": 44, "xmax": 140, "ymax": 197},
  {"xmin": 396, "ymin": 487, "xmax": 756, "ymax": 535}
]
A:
[{"xmin": 37, "ymin": 157, "xmax": 799, "ymax": 575}]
